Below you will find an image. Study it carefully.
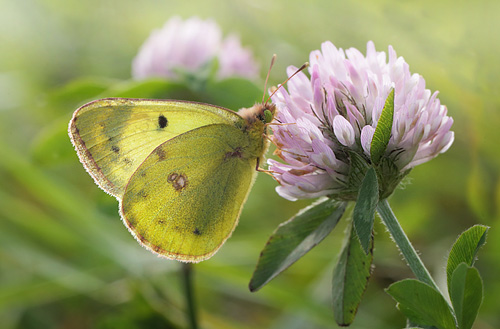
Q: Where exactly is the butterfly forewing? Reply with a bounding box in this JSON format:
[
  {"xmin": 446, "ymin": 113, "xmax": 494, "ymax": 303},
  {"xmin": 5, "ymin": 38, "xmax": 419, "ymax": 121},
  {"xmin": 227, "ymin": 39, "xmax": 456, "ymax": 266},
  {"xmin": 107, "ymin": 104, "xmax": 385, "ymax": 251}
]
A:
[
  {"xmin": 69, "ymin": 98, "xmax": 243, "ymax": 197},
  {"xmin": 120, "ymin": 124, "xmax": 257, "ymax": 262}
]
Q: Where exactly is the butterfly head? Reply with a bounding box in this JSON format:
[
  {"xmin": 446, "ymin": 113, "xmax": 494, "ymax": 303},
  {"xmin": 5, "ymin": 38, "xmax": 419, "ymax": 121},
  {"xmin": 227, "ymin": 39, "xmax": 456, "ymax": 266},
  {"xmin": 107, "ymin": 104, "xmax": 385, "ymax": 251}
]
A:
[
  {"xmin": 238, "ymin": 101, "xmax": 276, "ymax": 127},
  {"xmin": 239, "ymin": 58, "xmax": 308, "ymax": 129}
]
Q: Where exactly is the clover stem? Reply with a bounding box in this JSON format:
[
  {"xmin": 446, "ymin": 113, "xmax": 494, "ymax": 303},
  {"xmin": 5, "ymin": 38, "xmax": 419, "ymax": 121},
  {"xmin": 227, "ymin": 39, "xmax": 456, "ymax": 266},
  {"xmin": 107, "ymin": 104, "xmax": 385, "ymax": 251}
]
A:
[
  {"xmin": 377, "ymin": 199, "xmax": 440, "ymax": 292},
  {"xmin": 182, "ymin": 263, "xmax": 199, "ymax": 329}
]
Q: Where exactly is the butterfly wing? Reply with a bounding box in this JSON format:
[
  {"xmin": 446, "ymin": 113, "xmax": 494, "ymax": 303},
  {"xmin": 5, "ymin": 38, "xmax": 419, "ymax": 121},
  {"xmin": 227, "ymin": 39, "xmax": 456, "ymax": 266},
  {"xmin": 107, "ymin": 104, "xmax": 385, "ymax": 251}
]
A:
[
  {"xmin": 120, "ymin": 123, "xmax": 257, "ymax": 262},
  {"xmin": 69, "ymin": 98, "xmax": 244, "ymax": 197}
]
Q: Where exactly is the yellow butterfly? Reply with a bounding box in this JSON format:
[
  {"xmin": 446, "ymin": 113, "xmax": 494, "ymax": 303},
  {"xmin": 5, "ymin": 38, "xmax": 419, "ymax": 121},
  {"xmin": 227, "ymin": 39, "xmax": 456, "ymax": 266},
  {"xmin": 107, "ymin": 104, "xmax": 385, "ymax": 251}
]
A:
[
  {"xmin": 68, "ymin": 58, "xmax": 307, "ymax": 263},
  {"xmin": 69, "ymin": 97, "xmax": 274, "ymax": 262}
]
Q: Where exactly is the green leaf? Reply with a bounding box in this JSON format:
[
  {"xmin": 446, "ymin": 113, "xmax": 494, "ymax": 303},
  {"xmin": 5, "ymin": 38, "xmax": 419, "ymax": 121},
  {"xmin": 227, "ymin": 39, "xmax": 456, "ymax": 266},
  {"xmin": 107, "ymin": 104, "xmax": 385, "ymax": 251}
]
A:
[
  {"xmin": 450, "ymin": 263, "xmax": 483, "ymax": 329},
  {"xmin": 103, "ymin": 78, "xmax": 196, "ymax": 100},
  {"xmin": 205, "ymin": 77, "xmax": 262, "ymax": 111},
  {"xmin": 353, "ymin": 167, "xmax": 378, "ymax": 254},
  {"xmin": 249, "ymin": 198, "xmax": 347, "ymax": 292},
  {"xmin": 386, "ymin": 279, "xmax": 456, "ymax": 329},
  {"xmin": 47, "ymin": 77, "xmax": 114, "ymax": 107},
  {"xmin": 446, "ymin": 225, "xmax": 489, "ymax": 294},
  {"xmin": 31, "ymin": 117, "xmax": 75, "ymax": 165},
  {"xmin": 371, "ymin": 88, "xmax": 394, "ymax": 165},
  {"xmin": 332, "ymin": 224, "xmax": 373, "ymax": 326}
]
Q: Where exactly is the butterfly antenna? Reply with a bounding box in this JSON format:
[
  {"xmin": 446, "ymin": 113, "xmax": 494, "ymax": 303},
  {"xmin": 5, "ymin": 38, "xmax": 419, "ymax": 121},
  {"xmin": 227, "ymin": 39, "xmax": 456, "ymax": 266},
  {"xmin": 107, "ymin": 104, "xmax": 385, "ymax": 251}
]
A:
[
  {"xmin": 262, "ymin": 54, "xmax": 277, "ymax": 105},
  {"xmin": 265, "ymin": 62, "xmax": 309, "ymax": 105}
]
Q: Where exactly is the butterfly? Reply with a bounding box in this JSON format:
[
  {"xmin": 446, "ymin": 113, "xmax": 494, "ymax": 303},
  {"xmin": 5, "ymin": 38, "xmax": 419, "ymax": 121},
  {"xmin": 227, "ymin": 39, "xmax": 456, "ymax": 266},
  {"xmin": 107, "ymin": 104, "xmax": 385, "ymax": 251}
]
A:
[{"xmin": 68, "ymin": 57, "xmax": 307, "ymax": 262}]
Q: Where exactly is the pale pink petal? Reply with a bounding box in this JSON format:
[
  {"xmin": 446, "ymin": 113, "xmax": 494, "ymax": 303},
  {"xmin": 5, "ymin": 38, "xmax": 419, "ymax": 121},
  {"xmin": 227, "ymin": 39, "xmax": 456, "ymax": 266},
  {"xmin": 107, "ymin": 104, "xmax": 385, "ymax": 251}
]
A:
[{"xmin": 333, "ymin": 115, "xmax": 355, "ymax": 147}]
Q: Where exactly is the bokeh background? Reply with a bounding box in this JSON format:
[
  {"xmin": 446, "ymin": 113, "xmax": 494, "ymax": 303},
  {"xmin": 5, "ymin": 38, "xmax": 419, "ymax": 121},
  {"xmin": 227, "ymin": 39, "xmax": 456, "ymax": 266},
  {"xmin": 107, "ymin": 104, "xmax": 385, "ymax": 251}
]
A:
[{"xmin": 1, "ymin": 0, "xmax": 499, "ymax": 328}]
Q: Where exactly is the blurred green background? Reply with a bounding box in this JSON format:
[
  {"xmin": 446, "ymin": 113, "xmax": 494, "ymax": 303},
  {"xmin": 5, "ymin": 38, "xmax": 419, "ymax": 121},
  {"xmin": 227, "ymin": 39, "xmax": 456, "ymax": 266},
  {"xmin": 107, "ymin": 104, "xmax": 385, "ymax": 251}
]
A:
[{"xmin": 1, "ymin": 0, "xmax": 499, "ymax": 328}]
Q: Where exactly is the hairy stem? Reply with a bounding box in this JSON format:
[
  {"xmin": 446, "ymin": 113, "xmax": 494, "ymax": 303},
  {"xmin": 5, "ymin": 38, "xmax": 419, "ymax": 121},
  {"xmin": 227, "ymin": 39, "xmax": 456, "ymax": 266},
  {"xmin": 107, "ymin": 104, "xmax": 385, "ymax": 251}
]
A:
[{"xmin": 377, "ymin": 199, "xmax": 439, "ymax": 291}]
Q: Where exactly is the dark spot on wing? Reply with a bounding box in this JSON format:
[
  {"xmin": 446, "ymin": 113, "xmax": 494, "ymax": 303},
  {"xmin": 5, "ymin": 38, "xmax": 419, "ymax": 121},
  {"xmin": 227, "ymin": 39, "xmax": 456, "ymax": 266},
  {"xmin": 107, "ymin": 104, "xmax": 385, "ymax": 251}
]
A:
[
  {"xmin": 225, "ymin": 147, "xmax": 243, "ymax": 160},
  {"xmin": 167, "ymin": 172, "xmax": 188, "ymax": 191},
  {"xmin": 193, "ymin": 228, "xmax": 201, "ymax": 236},
  {"xmin": 158, "ymin": 115, "xmax": 168, "ymax": 129},
  {"xmin": 123, "ymin": 158, "xmax": 132, "ymax": 166},
  {"xmin": 157, "ymin": 218, "xmax": 166, "ymax": 224},
  {"xmin": 156, "ymin": 147, "xmax": 167, "ymax": 161},
  {"xmin": 112, "ymin": 145, "xmax": 120, "ymax": 153},
  {"xmin": 167, "ymin": 173, "xmax": 178, "ymax": 182}
]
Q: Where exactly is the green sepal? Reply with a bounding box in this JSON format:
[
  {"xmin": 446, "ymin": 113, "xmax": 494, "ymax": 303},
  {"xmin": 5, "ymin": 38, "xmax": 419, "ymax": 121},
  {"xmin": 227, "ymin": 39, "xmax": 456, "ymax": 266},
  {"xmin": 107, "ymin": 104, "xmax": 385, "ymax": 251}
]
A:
[
  {"xmin": 249, "ymin": 198, "xmax": 346, "ymax": 292},
  {"xmin": 332, "ymin": 223, "xmax": 373, "ymax": 326},
  {"xmin": 330, "ymin": 150, "xmax": 370, "ymax": 201},
  {"xmin": 386, "ymin": 279, "xmax": 456, "ymax": 329},
  {"xmin": 371, "ymin": 88, "xmax": 394, "ymax": 165}
]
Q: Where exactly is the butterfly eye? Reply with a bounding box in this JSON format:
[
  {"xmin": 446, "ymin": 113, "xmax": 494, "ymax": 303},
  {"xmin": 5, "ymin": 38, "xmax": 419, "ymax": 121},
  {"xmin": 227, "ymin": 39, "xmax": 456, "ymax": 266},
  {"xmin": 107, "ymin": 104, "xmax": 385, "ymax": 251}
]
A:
[{"xmin": 264, "ymin": 109, "xmax": 273, "ymax": 123}]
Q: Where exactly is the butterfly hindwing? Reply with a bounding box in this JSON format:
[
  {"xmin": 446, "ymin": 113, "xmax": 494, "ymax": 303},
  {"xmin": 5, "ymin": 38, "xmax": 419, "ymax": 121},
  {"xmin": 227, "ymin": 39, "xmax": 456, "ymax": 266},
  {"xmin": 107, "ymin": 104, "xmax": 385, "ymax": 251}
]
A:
[
  {"xmin": 120, "ymin": 123, "xmax": 257, "ymax": 262},
  {"xmin": 69, "ymin": 98, "xmax": 244, "ymax": 197}
]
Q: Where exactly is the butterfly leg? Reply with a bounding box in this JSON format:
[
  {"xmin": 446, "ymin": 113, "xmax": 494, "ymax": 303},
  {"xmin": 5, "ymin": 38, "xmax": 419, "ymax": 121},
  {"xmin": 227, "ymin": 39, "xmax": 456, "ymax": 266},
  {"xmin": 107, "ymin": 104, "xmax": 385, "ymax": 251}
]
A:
[{"xmin": 255, "ymin": 158, "xmax": 279, "ymax": 182}]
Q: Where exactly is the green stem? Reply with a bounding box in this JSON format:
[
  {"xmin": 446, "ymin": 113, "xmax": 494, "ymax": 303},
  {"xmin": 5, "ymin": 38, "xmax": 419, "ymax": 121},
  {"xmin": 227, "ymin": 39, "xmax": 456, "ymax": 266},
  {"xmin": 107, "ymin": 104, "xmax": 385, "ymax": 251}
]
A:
[
  {"xmin": 181, "ymin": 263, "xmax": 198, "ymax": 329},
  {"xmin": 377, "ymin": 199, "xmax": 440, "ymax": 292}
]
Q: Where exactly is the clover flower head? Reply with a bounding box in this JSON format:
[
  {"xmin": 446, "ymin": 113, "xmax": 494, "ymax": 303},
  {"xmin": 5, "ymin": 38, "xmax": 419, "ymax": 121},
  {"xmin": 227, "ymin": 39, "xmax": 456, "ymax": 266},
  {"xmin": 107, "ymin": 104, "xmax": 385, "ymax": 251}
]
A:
[
  {"xmin": 132, "ymin": 17, "xmax": 259, "ymax": 81},
  {"xmin": 269, "ymin": 41, "xmax": 454, "ymax": 201}
]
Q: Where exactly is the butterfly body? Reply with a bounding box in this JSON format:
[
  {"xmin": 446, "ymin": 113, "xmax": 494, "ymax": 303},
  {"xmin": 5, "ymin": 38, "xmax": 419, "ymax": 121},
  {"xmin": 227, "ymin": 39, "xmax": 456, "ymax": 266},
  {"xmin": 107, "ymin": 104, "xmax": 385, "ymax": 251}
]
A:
[{"xmin": 69, "ymin": 98, "xmax": 275, "ymax": 262}]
